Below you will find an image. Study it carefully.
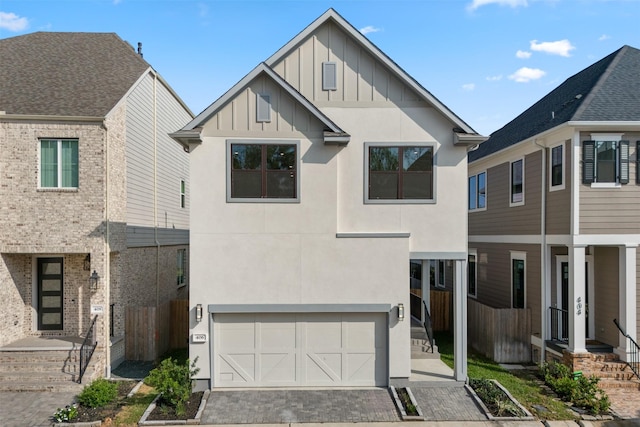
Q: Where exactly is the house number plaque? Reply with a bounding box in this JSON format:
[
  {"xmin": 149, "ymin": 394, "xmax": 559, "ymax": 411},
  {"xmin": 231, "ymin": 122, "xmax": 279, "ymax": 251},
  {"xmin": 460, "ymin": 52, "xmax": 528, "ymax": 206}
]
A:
[
  {"xmin": 91, "ymin": 305, "xmax": 104, "ymax": 315},
  {"xmin": 576, "ymin": 297, "xmax": 582, "ymax": 316},
  {"xmin": 192, "ymin": 333, "xmax": 208, "ymax": 343}
]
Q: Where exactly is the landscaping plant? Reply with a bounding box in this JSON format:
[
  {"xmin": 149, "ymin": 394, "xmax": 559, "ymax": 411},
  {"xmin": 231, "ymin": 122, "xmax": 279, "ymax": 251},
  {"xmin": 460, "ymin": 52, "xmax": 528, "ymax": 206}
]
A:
[
  {"xmin": 469, "ymin": 378, "xmax": 525, "ymax": 417},
  {"xmin": 145, "ymin": 356, "xmax": 200, "ymax": 416},
  {"xmin": 52, "ymin": 404, "xmax": 78, "ymax": 423},
  {"xmin": 77, "ymin": 378, "xmax": 119, "ymax": 408},
  {"xmin": 540, "ymin": 361, "xmax": 610, "ymax": 415}
]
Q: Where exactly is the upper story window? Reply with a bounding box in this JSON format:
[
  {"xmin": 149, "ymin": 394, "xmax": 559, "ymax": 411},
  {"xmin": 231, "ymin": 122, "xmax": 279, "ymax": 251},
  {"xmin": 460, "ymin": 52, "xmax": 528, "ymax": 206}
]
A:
[
  {"xmin": 180, "ymin": 180, "xmax": 186, "ymax": 208},
  {"xmin": 40, "ymin": 139, "xmax": 78, "ymax": 188},
  {"xmin": 583, "ymin": 135, "xmax": 628, "ymax": 186},
  {"xmin": 322, "ymin": 62, "xmax": 337, "ymax": 91},
  {"xmin": 228, "ymin": 140, "xmax": 299, "ymax": 202},
  {"xmin": 550, "ymin": 144, "xmax": 564, "ymax": 190},
  {"xmin": 468, "ymin": 171, "xmax": 486, "ymax": 211},
  {"xmin": 366, "ymin": 144, "xmax": 434, "ymax": 203},
  {"xmin": 510, "ymin": 158, "xmax": 524, "ymax": 206}
]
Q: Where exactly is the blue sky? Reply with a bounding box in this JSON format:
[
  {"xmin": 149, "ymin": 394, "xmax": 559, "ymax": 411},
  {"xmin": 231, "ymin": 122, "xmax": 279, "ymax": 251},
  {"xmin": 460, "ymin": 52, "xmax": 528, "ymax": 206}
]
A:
[{"xmin": 2, "ymin": 0, "xmax": 640, "ymax": 136}]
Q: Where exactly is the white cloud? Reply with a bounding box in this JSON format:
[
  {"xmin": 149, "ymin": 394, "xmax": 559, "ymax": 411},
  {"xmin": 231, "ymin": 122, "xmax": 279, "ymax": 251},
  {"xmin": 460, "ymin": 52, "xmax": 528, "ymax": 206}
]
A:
[
  {"xmin": 0, "ymin": 11, "xmax": 28, "ymax": 31},
  {"xmin": 598, "ymin": 34, "xmax": 610, "ymax": 41},
  {"xmin": 486, "ymin": 75, "xmax": 502, "ymax": 82},
  {"xmin": 508, "ymin": 67, "xmax": 546, "ymax": 83},
  {"xmin": 467, "ymin": 0, "xmax": 527, "ymax": 11},
  {"xmin": 530, "ymin": 39, "xmax": 575, "ymax": 57},
  {"xmin": 462, "ymin": 83, "xmax": 476, "ymax": 91},
  {"xmin": 516, "ymin": 50, "xmax": 531, "ymax": 59},
  {"xmin": 359, "ymin": 25, "xmax": 381, "ymax": 35}
]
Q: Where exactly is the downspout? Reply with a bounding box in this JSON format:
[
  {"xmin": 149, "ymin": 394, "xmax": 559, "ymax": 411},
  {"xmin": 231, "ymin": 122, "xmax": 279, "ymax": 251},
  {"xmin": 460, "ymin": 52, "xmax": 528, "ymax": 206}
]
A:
[
  {"xmin": 153, "ymin": 74, "xmax": 160, "ymax": 346},
  {"xmin": 533, "ymin": 139, "xmax": 547, "ymax": 362},
  {"xmin": 103, "ymin": 118, "xmax": 111, "ymax": 377}
]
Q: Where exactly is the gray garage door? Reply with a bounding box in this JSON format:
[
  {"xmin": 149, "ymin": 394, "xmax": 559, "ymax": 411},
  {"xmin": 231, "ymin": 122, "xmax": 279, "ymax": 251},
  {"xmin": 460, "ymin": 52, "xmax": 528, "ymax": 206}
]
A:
[{"xmin": 213, "ymin": 312, "xmax": 387, "ymax": 387}]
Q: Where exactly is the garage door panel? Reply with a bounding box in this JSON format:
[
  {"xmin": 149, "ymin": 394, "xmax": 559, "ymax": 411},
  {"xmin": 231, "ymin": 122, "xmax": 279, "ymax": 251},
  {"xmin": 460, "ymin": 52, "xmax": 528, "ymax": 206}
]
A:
[{"xmin": 214, "ymin": 313, "xmax": 387, "ymax": 387}]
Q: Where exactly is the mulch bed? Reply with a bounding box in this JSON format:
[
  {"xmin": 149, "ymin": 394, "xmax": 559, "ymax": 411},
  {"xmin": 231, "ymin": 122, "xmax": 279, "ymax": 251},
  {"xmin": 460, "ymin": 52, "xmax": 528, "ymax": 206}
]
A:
[
  {"xmin": 75, "ymin": 380, "xmax": 137, "ymax": 423},
  {"xmin": 147, "ymin": 391, "xmax": 204, "ymax": 421}
]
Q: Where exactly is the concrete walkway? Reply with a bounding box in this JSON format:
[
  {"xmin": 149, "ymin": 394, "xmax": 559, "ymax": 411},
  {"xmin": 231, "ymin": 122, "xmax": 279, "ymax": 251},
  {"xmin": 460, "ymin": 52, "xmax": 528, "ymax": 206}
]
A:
[{"xmin": 0, "ymin": 391, "xmax": 76, "ymax": 427}]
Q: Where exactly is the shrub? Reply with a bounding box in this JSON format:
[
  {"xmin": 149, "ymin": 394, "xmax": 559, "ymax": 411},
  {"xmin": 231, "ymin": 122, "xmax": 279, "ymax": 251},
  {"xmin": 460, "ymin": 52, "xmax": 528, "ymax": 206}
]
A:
[
  {"xmin": 77, "ymin": 378, "xmax": 118, "ymax": 408},
  {"xmin": 145, "ymin": 356, "xmax": 200, "ymax": 416},
  {"xmin": 469, "ymin": 378, "xmax": 525, "ymax": 417},
  {"xmin": 539, "ymin": 362, "xmax": 610, "ymax": 414}
]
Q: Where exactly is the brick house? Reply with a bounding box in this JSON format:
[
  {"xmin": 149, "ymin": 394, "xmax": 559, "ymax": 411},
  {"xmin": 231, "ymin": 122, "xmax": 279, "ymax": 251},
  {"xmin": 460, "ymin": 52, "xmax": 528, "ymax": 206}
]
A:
[{"xmin": 0, "ymin": 32, "xmax": 191, "ymax": 389}]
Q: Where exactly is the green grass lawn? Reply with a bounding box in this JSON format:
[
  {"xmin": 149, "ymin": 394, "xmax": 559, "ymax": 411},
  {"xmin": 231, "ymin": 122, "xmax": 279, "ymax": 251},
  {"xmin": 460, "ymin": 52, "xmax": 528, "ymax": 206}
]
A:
[{"xmin": 434, "ymin": 331, "xmax": 575, "ymax": 420}]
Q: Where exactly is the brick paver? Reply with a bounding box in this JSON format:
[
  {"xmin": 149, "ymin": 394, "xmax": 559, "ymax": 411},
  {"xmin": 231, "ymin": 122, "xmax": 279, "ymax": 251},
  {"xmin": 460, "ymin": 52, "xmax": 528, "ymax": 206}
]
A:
[
  {"xmin": 200, "ymin": 388, "xmax": 401, "ymax": 424},
  {"xmin": 410, "ymin": 386, "xmax": 487, "ymax": 421},
  {"xmin": 607, "ymin": 388, "xmax": 640, "ymax": 419},
  {"xmin": 0, "ymin": 391, "xmax": 76, "ymax": 427}
]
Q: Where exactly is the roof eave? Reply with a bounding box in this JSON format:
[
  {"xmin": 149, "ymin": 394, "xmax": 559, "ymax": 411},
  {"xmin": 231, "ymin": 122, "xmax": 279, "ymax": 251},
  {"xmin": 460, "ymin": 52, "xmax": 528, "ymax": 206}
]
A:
[
  {"xmin": 0, "ymin": 112, "xmax": 104, "ymax": 123},
  {"xmin": 453, "ymin": 132, "xmax": 488, "ymax": 147},
  {"xmin": 169, "ymin": 129, "xmax": 202, "ymax": 151},
  {"xmin": 324, "ymin": 131, "xmax": 351, "ymax": 146}
]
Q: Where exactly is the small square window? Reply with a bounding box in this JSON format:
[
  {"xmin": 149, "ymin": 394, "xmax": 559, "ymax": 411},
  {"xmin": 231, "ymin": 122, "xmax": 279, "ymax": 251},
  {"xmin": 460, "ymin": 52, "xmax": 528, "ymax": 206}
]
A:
[{"xmin": 40, "ymin": 139, "xmax": 79, "ymax": 188}]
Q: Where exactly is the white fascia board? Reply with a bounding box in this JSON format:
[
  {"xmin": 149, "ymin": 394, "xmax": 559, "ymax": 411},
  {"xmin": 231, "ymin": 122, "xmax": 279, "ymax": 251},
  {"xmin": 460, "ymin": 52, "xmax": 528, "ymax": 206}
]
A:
[
  {"xmin": 265, "ymin": 8, "xmax": 481, "ymax": 136},
  {"xmin": 566, "ymin": 121, "xmax": 640, "ymax": 131}
]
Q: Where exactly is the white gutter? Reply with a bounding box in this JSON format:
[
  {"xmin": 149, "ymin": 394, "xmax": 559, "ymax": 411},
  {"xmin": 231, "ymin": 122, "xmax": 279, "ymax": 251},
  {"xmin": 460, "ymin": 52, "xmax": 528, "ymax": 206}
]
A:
[{"xmin": 533, "ymin": 139, "xmax": 547, "ymax": 362}]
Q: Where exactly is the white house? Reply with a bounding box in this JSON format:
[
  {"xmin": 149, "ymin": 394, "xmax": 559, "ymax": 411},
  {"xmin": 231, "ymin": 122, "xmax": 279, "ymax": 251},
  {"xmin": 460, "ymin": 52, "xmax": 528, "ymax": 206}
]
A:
[{"xmin": 172, "ymin": 9, "xmax": 485, "ymax": 389}]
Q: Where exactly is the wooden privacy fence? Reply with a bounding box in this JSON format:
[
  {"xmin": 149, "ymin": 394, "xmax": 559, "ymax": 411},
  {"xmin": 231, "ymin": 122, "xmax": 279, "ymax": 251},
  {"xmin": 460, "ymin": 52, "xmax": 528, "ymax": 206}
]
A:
[
  {"xmin": 125, "ymin": 299, "xmax": 189, "ymax": 361},
  {"xmin": 430, "ymin": 290, "xmax": 451, "ymax": 332},
  {"xmin": 467, "ymin": 298, "xmax": 531, "ymax": 363}
]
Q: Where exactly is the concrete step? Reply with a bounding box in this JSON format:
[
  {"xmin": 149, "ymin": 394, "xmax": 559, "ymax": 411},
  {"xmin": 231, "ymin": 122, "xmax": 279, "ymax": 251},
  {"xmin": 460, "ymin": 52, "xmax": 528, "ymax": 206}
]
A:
[
  {"xmin": 0, "ymin": 350, "xmax": 78, "ymax": 363},
  {"xmin": 0, "ymin": 379, "xmax": 84, "ymax": 393},
  {"xmin": 599, "ymin": 379, "xmax": 640, "ymax": 391},
  {"xmin": 0, "ymin": 361, "xmax": 80, "ymax": 373},
  {"xmin": 0, "ymin": 370, "xmax": 79, "ymax": 383}
]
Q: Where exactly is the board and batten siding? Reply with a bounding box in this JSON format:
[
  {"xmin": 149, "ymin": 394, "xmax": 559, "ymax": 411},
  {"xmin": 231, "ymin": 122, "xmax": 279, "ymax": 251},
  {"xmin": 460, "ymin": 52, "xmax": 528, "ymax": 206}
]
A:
[
  {"xmin": 545, "ymin": 140, "xmax": 571, "ymax": 235},
  {"xmin": 469, "ymin": 151, "xmax": 542, "ymax": 236},
  {"xmin": 593, "ymin": 246, "xmax": 620, "ymax": 346},
  {"xmin": 125, "ymin": 72, "xmax": 191, "ymax": 245},
  {"xmin": 579, "ymin": 132, "xmax": 640, "ymax": 234},
  {"xmin": 469, "ymin": 243, "xmax": 541, "ymax": 337},
  {"xmin": 203, "ymin": 74, "xmax": 326, "ymax": 137},
  {"xmin": 270, "ymin": 21, "xmax": 423, "ymax": 106}
]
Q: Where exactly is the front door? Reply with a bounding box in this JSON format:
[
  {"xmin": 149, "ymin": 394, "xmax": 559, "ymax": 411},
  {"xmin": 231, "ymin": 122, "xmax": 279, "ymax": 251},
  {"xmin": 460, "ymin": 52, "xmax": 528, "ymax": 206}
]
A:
[{"xmin": 38, "ymin": 257, "xmax": 63, "ymax": 330}]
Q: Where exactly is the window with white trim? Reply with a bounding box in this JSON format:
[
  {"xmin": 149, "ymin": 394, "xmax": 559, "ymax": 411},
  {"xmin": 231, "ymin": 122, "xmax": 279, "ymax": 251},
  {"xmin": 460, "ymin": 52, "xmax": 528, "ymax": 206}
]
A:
[
  {"xmin": 365, "ymin": 144, "xmax": 434, "ymax": 202},
  {"xmin": 468, "ymin": 250, "xmax": 477, "ymax": 298},
  {"xmin": 583, "ymin": 134, "xmax": 628, "ymax": 185},
  {"xmin": 511, "ymin": 252, "xmax": 526, "ymax": 308},
  {"xmin": 227, "ymin": 140, "xmax": 299, "ymax": 202},
  {"xmin": 550, "ymin": 143, "xmax": 564, "ymax": 190},
  {"xmin": 510, "ymin": 158, "xmax": 524, "ymax": 206},
  {"xmin": 468, "ymin": 171, "xmax": 486, "ymax": 211},
  {"xmin": 40, "ymin": 139, "xmax": 78, "ymax": 188}
]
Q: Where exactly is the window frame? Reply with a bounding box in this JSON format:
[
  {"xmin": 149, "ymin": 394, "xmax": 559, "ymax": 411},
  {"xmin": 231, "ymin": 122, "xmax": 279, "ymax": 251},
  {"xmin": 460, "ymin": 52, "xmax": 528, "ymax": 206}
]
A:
[
  {"xmin": 436, "ymin": 260, "xmax": 446, "ymax": 289},
  {"xmin": 226, "ymin": 139, "xmax": 300, "ymax": 203},
  {"xmin": 583, "ymin": 134, "xmax": 627, "ymax": 187},
  {"xmin": 177, "ymin": 249, "xmax": 186, "ymax": 287},
  {"xmin": 468, "ymin": 249, "xmax": 477, "ymax": 298},
  {"xmin": 549, "ymin": 143, "xmax": 565, "ymax": 191},
  {"xmin": 180, "ymin": 179, "xmax": 186, "ymax": 208},
  {"xmin": 39, "ymin": 138, "xmax": 79, "ymax": 190},
  {"xmin": 468, "ymin": 171, "xmax": 486, "ymax": 212},
  {"xmin": 510, "ymin": 251, "xmax": 526, "ymax": 309},
  {"xmin": 509, "ymin": 158, "xmax": 524, "ymax": 207},
  {"xmin": 364, "ymin": 142, "xmax": 436, "ymax": 204},
  {"xmin": 322, "ymin": 61, "xmax": 337, "ymax": 91}
]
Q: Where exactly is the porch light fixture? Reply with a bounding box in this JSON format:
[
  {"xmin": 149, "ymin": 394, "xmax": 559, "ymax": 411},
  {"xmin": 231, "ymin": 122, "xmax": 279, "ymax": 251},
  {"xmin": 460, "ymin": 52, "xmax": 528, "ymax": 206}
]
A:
[
  {"xmin": 83, "ymin": 254, "xmax": 91, "ymax": 271},
  {"xmin": 398, "ymin": 303, "xmax": 405, "ymax": 321},
  {"xmin": 89, "ymin": 270, "xmax": 100, "ymax": 291},
  {"xmin": 195, "ymin": 304, "xmax": 203, "ymax": 322}
]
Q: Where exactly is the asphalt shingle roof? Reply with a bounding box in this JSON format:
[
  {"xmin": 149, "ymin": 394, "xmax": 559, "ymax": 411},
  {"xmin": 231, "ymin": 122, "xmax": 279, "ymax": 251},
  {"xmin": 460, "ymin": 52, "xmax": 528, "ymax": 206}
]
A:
[
  {"xmin": 0, "ymin": 32, "xmax": 150, "ymax": 117},
  {"xmin": 470, "ymin": 45, "xmax": 640, "ymax": 162}
]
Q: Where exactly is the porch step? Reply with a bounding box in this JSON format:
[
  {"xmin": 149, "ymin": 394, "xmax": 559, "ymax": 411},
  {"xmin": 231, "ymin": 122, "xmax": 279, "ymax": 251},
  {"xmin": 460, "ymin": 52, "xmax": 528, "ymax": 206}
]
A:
[
  {"xmin": 0, "ymin": 348, "xmax": 99, "ymax": 392},
  {"xmin": 599, "ymin": 379, "xmax": 640, "ymax": 391}
]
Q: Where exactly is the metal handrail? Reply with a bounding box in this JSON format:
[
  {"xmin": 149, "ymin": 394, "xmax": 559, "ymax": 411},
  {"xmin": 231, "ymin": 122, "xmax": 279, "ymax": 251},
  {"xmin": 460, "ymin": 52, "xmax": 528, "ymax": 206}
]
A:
[
  {"xmin": 422, "ymin": 300, "xmax": 434, "ymax": 353},
  {"xmin": 549, "ymin": 306, "xmax": 569, "ymax": 343},
  {"xmin": 78, "ymin": 315, "xmax": 98, "ymax": 384},
  {"xmin": 613, "ymin": 318, "xmax": 640, "ymax": 380}
]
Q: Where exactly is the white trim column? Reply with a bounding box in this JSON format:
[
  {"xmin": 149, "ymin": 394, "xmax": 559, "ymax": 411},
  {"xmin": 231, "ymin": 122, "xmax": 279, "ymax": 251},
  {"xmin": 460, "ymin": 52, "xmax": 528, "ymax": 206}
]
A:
[
  {"xmin": 421, "ymin": 260, "xmax": 431, "ymax": 323},
  {"xmin": 568, "ymin": 244, "xmax": 587, "ymax": 353},
  {"xmin": 453, "ymin": 259, "xmax": 467, "ymax": 381},
  {"xmin": 617, "ymin": 245, "xmax": 637, "ymax": 361}
]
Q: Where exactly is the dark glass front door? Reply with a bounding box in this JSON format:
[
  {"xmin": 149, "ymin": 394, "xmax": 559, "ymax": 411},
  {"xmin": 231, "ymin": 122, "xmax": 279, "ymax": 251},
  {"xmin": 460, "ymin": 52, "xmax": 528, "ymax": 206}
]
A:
[{"xmin": 38, "ymin": 257, "xmax": 63, "ymax": 330}]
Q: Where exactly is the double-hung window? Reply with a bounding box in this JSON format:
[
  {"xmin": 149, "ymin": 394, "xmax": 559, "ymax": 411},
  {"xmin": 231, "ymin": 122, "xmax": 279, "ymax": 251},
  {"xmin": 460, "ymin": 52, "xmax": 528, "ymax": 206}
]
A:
[
  {"xmin": 510, "ymin": 159, "xmax": 524, "ymax": 206},
  {"xmin": 228, "ymin": 140, "xmax": 298, "ymax": 201},
  {"xmin": 550, "ymin": 143, "xmax": 564, "ymax": 190},
  {"xmin": 583, "ymin": 135, "xmax": 628, "ymax": 186},
  {"xmin": 366, "ymin": 144, "xmax": 434, "ymax": 202},
  {"xmin": 40, "ymin": 139, "xmax": 78, "ymax": 188},
  {"xmin": 468, "ymin": 172, "xmax": 486, "ymax": 211}
]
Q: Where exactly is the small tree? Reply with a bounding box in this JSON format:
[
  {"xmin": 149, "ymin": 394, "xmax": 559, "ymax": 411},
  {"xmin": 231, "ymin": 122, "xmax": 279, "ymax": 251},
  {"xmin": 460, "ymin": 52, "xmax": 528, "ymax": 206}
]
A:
[{"xmin": 145, "ymin": 356, "xmax": 199, "ymax": 416}]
